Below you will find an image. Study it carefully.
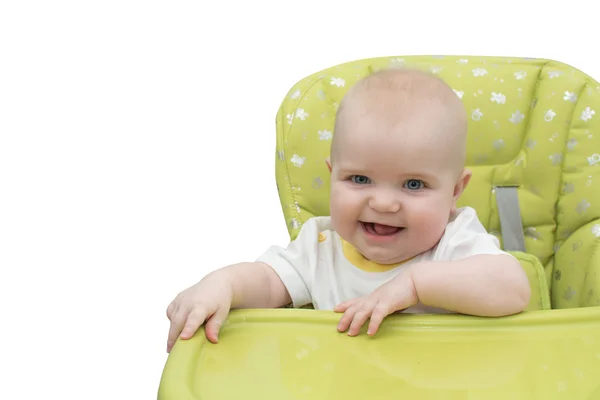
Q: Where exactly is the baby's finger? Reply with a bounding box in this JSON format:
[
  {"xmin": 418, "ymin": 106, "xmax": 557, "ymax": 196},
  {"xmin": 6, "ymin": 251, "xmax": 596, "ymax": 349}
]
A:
[
  {"xmin": 167, "ymin": 308, "xmax": 190, "ymax": 352},
  {"xmin": 337, "ymin": 303, "xmax": 360, "ymax": 333},
  {"xmin": 180, "ymin": 308, "xmax": 209, "ymax": 340},
  {"xmin": 166, "ymin": 301, "xmax": 176, "ymax": 319},
  {"xmin": 204, "ymin": 305, "xmax": 230, "ymax": 344},
  {"xmin": 334, "ymin": 298, "xmax": 358, "ymax": 313},
  {"xmin": 347, "ymin": 304, "xmax": 375, "ymax": 337},
  {"xmin": 367, "ymin": 302, "xmax": 391, "ymax": 336}
]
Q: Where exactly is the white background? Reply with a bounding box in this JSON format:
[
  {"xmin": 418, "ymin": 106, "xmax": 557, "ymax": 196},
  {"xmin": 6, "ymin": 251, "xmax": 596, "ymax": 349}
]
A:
[{"xmin": 1, "ymin": 0, "xmax": 598, "ymax": 398}]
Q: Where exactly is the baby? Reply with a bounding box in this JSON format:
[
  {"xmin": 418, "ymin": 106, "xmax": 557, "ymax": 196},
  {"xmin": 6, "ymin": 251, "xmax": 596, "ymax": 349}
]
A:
[{"xmin": 166, "ymin": 68, "xmax": 531, "ymax": 352}]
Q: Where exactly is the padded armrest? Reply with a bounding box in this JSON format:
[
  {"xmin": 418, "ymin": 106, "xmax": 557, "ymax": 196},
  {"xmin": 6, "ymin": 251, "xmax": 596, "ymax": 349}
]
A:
[
  {"xmin": 553, "ymin": 219, "xmax": 600, "ymax": 308},
  {"xmin": 509, "ymin": 251, "xmax": 551, "ymax": 311}
]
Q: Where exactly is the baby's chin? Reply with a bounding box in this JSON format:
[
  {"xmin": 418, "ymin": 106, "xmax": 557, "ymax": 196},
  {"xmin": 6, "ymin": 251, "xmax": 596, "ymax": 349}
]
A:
[
  {"xmin": 356, "ymin": 245, "xmax": 413, "ymax": 265},
  {"xmin": 367, "ymin": 253, "xmax": 411, "ymax": 265}
]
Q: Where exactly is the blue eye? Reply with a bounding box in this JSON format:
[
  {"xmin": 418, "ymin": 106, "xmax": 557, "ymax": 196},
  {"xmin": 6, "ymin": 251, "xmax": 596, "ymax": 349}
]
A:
[
  {"xmin": 350, "ymin": 175, "xmax": 370, "ymax": 184},
  {"xmin": 404, "ymin": 179, "xmax": 424, "ymax": 190}
]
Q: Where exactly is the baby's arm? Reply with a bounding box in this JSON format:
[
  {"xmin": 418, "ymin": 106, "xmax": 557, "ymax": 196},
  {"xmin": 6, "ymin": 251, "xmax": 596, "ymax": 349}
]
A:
[
  {"xmin": 168, "ymin": 217, "xmax": 323, "ymax": 350},
  {"xmin": 335, "ymin": 254, "xmax": 530, "ymax": 337},
  {"xmin": 410, "ymin": 253, "xmax": 530, "ymax": 317},
  {"xmin": 227, "ymin": 261, "xmax": 292, "ymax": 309},
  {"xmin": 414, "ymin": 208, "xmax": 531, "ymax": 316},
  {"xmin": 166, "ymin": 261, "xmax": 290, "ymax": 351}
]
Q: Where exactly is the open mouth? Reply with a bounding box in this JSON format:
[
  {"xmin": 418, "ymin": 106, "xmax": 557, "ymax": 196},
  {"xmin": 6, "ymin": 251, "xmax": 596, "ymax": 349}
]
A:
[{"xmin": 360, "ymin": 221, "xmax": 404, "ymax": 236}]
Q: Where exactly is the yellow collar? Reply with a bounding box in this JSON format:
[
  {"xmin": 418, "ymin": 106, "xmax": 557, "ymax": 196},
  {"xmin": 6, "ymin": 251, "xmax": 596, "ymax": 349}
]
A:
[{"xmin": 340, "ymin": 238, "xmax": 415, "ymax": 272}]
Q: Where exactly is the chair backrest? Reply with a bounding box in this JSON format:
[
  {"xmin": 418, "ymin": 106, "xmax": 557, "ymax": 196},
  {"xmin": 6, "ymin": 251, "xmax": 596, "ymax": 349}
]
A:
[{"xmin": 274, "ymin": 55, "xmax": 600, "ymax": 309}]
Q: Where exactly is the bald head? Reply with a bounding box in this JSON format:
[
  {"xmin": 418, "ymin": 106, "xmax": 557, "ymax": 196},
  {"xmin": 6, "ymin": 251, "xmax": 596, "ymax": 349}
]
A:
[{"xmin": 331, "ymin": 68, "xmax": 468, "ymax": 174}]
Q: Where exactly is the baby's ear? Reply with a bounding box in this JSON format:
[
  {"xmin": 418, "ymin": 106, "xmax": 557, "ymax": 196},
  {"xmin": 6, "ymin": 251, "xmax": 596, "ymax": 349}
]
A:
[
  {"xmin": 451, "ymin": 168, "xmax": 472, "ymax": 212},
  {"xmin": 325, "ymin": 158, "xmax": 332, "ymax": 173}
]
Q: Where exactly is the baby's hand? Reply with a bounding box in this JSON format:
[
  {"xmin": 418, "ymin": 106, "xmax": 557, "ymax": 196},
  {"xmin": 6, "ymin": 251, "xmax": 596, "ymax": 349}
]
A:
[
  {"xmin": 334, "ymin": 268, "xmax": 418, "ymax": 337},
  {"xmin": 166, "ymin": 275, "xmax": 233, "ymax": 352}
]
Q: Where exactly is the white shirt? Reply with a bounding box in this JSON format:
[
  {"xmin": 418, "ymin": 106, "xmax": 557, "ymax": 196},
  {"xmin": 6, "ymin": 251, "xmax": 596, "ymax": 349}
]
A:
[{"xmin": 256, "ymin": 207, "xmax": 509, "ymax": 313}]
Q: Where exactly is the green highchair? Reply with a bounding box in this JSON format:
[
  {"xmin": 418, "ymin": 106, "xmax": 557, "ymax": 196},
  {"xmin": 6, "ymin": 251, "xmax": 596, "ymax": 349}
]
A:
[{"xmin": 158, "ymin": 55, "xmax": 600, "ymax": 400}]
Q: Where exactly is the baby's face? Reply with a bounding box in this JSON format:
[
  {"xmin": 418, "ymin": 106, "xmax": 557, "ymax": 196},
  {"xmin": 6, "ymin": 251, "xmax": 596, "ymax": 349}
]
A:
[{"xmin": 328, "ymin": 110, "xmax": 469, "ymax": 265}]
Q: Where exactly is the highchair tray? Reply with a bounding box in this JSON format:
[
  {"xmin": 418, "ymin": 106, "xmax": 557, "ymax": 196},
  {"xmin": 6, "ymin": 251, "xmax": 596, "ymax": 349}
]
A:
[{"xmin": 158, "ymin": 307, "xmax": 600, "ymax": 399}]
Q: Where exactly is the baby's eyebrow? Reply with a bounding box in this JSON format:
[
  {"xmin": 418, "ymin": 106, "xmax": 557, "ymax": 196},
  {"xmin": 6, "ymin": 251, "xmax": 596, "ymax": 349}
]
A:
[
  {"xmin": 404, "ymin": 172, "xmax": 436, "ymax": 180},
  {"xmin": 334, "ymin": 165, "xmax": 369, "ymax": 174}
]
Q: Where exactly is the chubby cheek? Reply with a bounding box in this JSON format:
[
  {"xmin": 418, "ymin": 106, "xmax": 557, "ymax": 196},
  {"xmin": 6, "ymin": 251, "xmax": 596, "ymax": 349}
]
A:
[
  {"xmin": 329, "ymin": 185, "xmax": 360, "ymax": 231},
  {"xmin": 407, "ymin": 196, "xmax": 452, "ymax": 227}
]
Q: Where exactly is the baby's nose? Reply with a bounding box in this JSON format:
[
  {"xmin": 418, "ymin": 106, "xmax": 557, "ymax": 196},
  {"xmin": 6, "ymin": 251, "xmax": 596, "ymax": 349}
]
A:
[{"xmin": 368, "ymin": 191, "xmax": 401, "ymax": 213}]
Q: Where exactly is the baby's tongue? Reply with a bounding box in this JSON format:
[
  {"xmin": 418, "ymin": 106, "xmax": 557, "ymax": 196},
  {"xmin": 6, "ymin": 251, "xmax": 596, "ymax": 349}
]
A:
[{"xmin": 373, "ymin": 223, "xmax": 399, "ymax": 235}]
